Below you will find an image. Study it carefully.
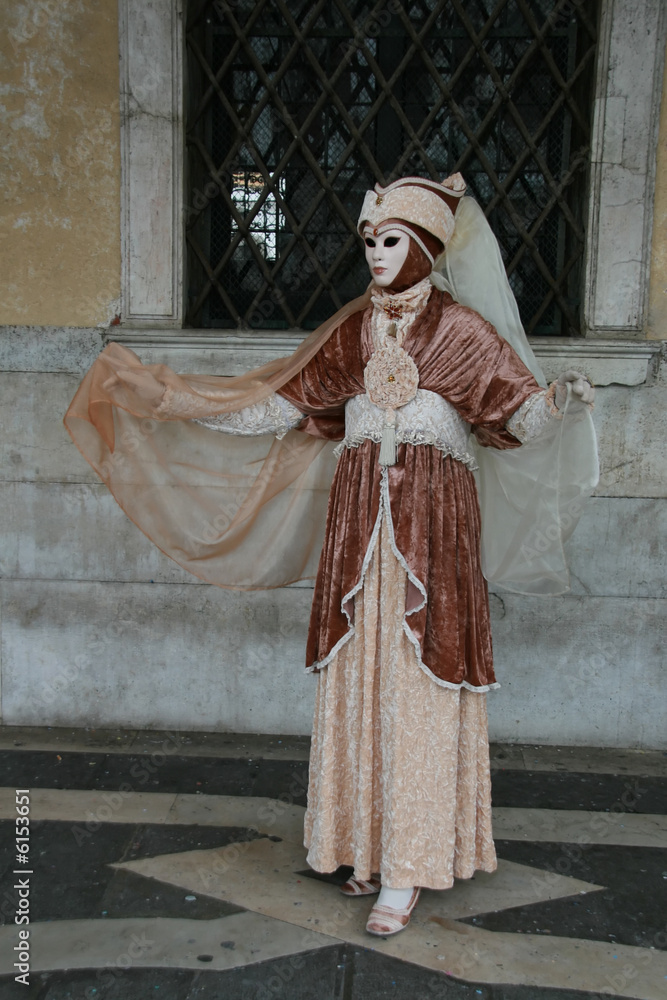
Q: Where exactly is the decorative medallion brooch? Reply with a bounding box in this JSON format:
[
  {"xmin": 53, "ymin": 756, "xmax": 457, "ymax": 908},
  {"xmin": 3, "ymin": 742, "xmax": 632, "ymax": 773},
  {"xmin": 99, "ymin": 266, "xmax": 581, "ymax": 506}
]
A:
[{"xmin": 364, "ymin": 342, "xmax": 419, "ymax": 466}]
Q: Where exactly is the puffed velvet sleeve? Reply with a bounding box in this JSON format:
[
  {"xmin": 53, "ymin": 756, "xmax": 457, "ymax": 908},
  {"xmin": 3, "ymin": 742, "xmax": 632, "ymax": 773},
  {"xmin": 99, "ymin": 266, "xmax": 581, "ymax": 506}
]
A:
[
  {"xmin": 277, "ymin": 310, "xmax": 367, "ymax": 440},
  {"xmin": 416, "ymin": 300, "xmax": 543, "ymax": 450}
]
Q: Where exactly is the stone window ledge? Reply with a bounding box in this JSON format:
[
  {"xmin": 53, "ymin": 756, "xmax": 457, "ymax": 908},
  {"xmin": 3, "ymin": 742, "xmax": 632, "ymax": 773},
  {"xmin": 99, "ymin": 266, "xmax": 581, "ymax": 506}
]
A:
[
  {"xmin": 530, "ymin": 340, "xmax": 663, "ymax": 386},
  {"xmin": 109, "ymin": 330, "xmax": 664, "ymax": 387}
]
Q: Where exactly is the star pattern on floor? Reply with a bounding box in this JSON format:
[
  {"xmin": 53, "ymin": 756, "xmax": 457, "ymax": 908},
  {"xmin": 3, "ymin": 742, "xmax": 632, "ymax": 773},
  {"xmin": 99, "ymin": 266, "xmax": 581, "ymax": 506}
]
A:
[
  {"xmin": 0, "ymin": 778, "xmax": 665, "ymax": 998},
  {"xmin": 107, "ymin": 797, "xmax": 667, "ymax": 999}
]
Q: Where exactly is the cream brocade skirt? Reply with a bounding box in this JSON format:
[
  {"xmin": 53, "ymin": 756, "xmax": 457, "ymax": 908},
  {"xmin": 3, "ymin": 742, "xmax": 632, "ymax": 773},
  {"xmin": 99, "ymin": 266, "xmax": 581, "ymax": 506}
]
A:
[{"xmin": 304, "ymin": 510, "xmax": 497, "ymax": 890}]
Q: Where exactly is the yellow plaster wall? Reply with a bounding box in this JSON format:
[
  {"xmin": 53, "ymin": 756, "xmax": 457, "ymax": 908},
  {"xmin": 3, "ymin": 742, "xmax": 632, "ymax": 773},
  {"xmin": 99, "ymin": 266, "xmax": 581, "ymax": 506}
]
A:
[
  {"xmin": 647, "ymin": 44, "xmax": 667, "ymax": 340},
  {"xmin": 0, "ymin": 0, "xmax": 120, "ymax": 328}
]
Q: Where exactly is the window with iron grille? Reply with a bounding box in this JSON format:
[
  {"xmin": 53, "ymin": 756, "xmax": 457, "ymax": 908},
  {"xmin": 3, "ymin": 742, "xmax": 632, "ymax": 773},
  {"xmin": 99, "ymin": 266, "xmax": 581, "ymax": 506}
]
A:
[{"xmin": 185, "ymin": 0, "xmax": 598, "ymax": 334}]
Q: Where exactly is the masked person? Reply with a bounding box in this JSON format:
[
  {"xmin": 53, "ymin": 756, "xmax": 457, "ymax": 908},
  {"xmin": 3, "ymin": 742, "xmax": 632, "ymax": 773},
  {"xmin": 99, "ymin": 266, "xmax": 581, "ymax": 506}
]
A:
[{"xmin": 65, "ymin": 175, "xmax": 597, "ymax": 936}]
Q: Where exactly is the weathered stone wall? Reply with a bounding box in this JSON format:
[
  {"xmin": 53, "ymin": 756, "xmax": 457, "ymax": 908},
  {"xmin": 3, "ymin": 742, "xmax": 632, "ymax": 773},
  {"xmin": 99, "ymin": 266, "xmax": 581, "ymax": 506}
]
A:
[
  {"xmin": 648, "ymin": 39, "xmax": 667, "ymax": 340},
  {"xmin": 1, "ymin": 329, "xmax": 665, "ymax": 746},
  {"xmin": 0, "ymin": 0, "xmax": 121, "ymax": 327},
  {"xmin": 0, "ymin": 0, "xmax": 664, "ymax": 746}
]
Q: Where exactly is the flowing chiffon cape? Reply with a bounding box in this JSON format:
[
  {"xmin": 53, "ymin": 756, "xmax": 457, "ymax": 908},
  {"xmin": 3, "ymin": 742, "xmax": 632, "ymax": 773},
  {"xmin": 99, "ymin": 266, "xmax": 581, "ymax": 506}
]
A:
[{"xmin": 64, "ymin": 287, "xmax": 599, "ymax": 678}]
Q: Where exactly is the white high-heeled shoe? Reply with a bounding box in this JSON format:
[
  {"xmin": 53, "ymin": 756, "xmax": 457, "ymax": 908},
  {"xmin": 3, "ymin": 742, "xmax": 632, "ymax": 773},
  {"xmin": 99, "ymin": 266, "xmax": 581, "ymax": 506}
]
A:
[
  {"xmin": 365, "ymin": 886, "xmax": 421, "ymax": 936},
  {"xmin": 339, "ymin": 874, "xmax": 381, "ymax": 896}
]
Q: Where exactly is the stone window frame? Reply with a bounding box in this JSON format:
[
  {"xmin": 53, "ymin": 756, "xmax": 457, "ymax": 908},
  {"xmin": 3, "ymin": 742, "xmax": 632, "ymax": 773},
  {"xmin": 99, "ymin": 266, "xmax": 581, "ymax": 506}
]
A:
[{"xmin": 117, "ymin": 0, "xmax": 665, "ymax": 381}]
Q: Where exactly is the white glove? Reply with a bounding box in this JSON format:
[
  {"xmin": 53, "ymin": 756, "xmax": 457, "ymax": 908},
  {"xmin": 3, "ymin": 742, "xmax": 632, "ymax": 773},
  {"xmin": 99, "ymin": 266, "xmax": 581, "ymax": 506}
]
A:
[{"xmin": 554, "ymin": 370, "xmax": 595, "ymax": 411}]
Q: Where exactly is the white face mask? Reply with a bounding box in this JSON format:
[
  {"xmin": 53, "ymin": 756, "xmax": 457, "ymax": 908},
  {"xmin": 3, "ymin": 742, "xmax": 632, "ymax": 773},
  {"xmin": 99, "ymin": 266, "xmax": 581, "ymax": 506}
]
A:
[{"xmin": 363, "ymin": 228, "xmax": 410, "ymax": 287}]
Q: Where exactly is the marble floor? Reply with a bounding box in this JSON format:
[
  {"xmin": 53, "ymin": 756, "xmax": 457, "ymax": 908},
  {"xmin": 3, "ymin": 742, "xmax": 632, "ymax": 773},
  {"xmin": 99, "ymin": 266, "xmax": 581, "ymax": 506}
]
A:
[{"xmin": 0, "ymin": 727, "xmax": 665, "ymax": 999}]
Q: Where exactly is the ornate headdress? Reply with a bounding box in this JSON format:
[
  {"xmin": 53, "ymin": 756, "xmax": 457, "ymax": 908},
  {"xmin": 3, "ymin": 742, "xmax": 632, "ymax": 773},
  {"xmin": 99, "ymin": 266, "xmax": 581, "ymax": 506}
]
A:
[{"xmin": 357, "ymin": 173, "xmax": 467, "ymax": 262}]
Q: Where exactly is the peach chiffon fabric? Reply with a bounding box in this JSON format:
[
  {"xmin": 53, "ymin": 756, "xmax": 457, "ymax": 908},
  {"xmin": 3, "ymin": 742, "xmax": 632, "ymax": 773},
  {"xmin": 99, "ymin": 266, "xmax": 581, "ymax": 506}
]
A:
[{"xmin": 304, "ymin": 509, "xmax": 498, "ymax": 890}]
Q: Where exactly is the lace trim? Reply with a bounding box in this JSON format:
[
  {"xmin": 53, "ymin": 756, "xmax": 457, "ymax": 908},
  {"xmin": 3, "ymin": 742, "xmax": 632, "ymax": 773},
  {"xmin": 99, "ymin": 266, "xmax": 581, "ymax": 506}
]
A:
[
  {"xmin": 156, "ymin": 386, "xmax": 230, "ymax": 420},
  {"xmin": 191, "ymin": 393, "xmax": 303, "ymax": 439},
  {"xmin": 333, "ymin": 431, "xmax": 478, "ymax": 470},
  {"xmin": 306, "ymin": 466, "xmax": 499, "ymax": 693},
  {"xmin": 333, "ymin": 390, "xmax": 478, "ymax": 470},
  {"xmin": 506, "ymin": 389, "xmax": 557, "ymax": 443},
  {"xmin": 306, "ymin": 494, "xmax": 386, "ymax": 674}
]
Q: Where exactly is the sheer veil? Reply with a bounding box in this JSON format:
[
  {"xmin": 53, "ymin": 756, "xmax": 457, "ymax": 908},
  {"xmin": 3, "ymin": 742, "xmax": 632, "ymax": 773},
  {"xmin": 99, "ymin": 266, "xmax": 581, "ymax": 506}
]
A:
[
  {"xmin": 433, "ymin": 198, "xmax": 546, "ymax": 386},
  {"xmin": 64, "ymin": 295, "xmax": 370, "ymax": 590},
  {"xmin": 431, "ymin": 197, "xmax": 598, "ymax": 594}
]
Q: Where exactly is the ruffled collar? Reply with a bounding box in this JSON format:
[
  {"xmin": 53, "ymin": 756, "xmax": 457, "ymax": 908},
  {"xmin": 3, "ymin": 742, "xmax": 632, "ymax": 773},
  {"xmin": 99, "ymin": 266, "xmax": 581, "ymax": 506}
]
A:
[
  {"xmin": 370, "ymin": 276, "xmax": 432, "ymax": 348},
  {"xmin": 371, "ymin": 276, "xmax": 432, "ymax": 316}
]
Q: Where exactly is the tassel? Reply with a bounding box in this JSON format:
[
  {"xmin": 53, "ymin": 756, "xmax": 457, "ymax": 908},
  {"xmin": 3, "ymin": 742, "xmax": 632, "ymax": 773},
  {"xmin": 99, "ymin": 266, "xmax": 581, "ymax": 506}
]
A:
[{"xmin": 379, "ymin": 411, "xmax": 397, "ymax": 466}]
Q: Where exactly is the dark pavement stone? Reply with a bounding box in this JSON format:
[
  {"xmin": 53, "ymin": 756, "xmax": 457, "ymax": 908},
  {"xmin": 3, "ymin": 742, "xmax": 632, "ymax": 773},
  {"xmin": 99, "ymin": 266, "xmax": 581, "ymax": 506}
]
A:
[
  {"xmin": 251, "ymin": 760, "xmax": 309, "ymax": 806},
  {"xmin": 9, "ymin": 966, "xmax": 196, "ymax": 999},
  {"xmin": 490, "ymin": 771, "xmax": 667, "ymax": 814},
  {"xmin": 93, "ymin": 754, "xmax": 309, "ymax": 802},
  {"xmin": 0, "ymin": 750, "xmax": 106, "ymax": 791},
  {"xmin": 0, "ymin": 748, "xmax": 661, "ymax": 1000},
  {"xmin": 2, "ymin": 751, "xmax": 666, "ymax": 814},
  {"xmin": 297, "ymin": 864, "xmax": 355, "ymax": 888},
  {"xmin": 121, "ymin": 823, "xmax": 267, "ymax": 863},
  {"xmin": 0, "ymin": 974, "xmax": 45, "ymax": 1000},
  {"xmin": 100, "ymin": 867, "xmax": 243, "ymax": 922},
  {"xmin": 0, "ymin": 948, "xmax": 644, "ymax": 1000},
  {"xmin": 339, "ymin": 946, "xmax": 627, "ymax": 998},
  {"xmin": 0, "ymin": 821, "xmax": 263, "ymax": 924},
  {"xmin": 186, "ymin": 945, "xmax": 345, "ymax": 998},
  {"xmin": 0, "ymin": 751, "xmax": 309, "ymax": 803},
  {"xmin": 94, "ymin": 754, "xmax": 263, "ymax": 796},
  {"xmin": 0, "ymin": 741, "xmax": 667, "ymax": 813},
  {"xmin": 465, "ymin": 841, "xmax": 667, "ymax": 951},
  {"xmin": 0, "ymin": 818, "xmax": 135, "ymax": 924}
]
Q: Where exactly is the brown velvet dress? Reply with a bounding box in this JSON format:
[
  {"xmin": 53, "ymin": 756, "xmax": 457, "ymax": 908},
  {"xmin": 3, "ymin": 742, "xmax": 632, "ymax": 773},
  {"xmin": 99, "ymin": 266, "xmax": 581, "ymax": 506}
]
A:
[
  {"xmin": 278, "ymin": 287, "xmax": 540, "ymax": 889},
  {"xmin": 280, "ymin": 287, "xmax": 539, "ymax": 689}
]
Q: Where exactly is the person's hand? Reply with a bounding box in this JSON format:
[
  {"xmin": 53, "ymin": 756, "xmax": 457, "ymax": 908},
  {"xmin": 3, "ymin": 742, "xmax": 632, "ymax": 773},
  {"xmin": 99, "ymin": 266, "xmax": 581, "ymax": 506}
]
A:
[
  {"xmin": 554, "ymin": 370, "xmax": 595, "ymax": 410},
  {"xmin": 102, "ymin": 367, "xmax": 165, "ymax": 404}
]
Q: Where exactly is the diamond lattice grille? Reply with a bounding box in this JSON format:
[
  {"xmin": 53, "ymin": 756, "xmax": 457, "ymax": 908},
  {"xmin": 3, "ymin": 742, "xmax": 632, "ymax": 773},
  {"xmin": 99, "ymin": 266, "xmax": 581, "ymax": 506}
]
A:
[{"xmin": 185, "ymin": 0, "xmax": 598, "ymax": 333}]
